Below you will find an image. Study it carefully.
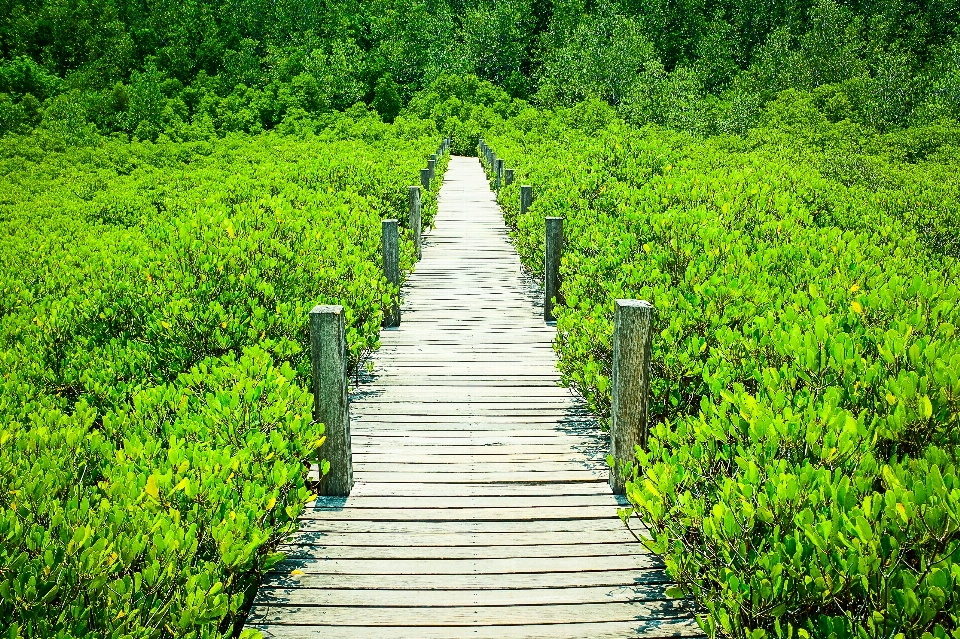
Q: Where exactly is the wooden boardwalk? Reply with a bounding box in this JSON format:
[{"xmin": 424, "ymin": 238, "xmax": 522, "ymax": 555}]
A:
[{"xmin": 245, "ymin": 157, "xmax": 701, "ymax": 638}]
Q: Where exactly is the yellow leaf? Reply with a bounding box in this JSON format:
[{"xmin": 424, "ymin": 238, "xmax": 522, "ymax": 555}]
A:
[
  {"xmin": 896, "ymin": 503, "xmax": 908, "ymax": 522},
  {"xmin": 851, "ymin": 301, "xmax": 863, "ymax": 314},
  {"xmin": 265, "ymin": 496, "xmax": 277, "ymax": 510},
  {"xmin": 920, "ymin": 395, "xmax": 933, "ymax": 420},
  {"xmin": 116, "ymin": 609, "xmax": 125, "ymax": 619},
  {"xmin": 146, "ymin": 272, "xmax": 152, "ymax": 282},
  {"xmin": 886, "ymin": 393, "xmax": 897, "ymax": 405},
  {"xmin": 161, "ymin": 321, "xmax": 171, "ymax": 330},
  {"xmin": 290, "ymin": 569, "xmax": 304, "ymax": 576},
  {"xmin": 849, "ymin": 283, "xmax": 860, "ymax": 293},
  {"xmin": 220, "ymin": 321, "xmax": 227, "ymax": 328},
  {"xmin": 144, "ymin": 475, "xmax": 159, "ymax": 499}
]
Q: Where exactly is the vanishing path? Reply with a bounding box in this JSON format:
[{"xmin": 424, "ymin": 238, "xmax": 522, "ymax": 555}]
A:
[{"xmin": 246, "ymin": 156, "xmax": 700, "ymax": 638}]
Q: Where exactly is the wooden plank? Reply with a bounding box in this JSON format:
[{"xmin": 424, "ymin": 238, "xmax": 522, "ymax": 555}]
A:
[
  {"xmin": 346, "ymin": 481, "xmax": 617, "ymax": 497},
  {"xmin": 353, "ymin": 451, "xmax": 606, "ymax": 462},
  {"xmin": 296, "ymin": 506, "xmax": 620, "ymax": 521},
  {"xmin": 250, "ymin": 619, "xmax": 704, "ymax": 639},
  {"xmin": 247, "ymin": 601, "xmax": 695, "ymax": 626},
  {"xmin": 254, "ymin": 584, "xmax": 672, "ymax": 606},
  {"xmin": 269, "ymin": 554, "xmax": 662, "ymax": 575},
  {"xmin": 278, "ymin": 543, "xmax": 646, "ymax": 560},
  {"xmin": 309, "ymin": 495, "xmax": 626, "ymax": 508},
  {"xmin": 276, "ymin": 530, "xmax": 643, "ymax": 547},
  {"xmin": 260, "ymin": 568, "xmax": 673, "ymax": 590},
  {"xmin": 287, "ymin": 517, "xmax": 632, "ymax": 534}
]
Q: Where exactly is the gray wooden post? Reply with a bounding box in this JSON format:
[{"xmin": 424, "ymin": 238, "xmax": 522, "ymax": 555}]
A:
[
  {"xmin": 309, "ymin": 305, "xmax": 353, "ymax": 496},
  {"xmin": 421, "ymin": 168, "xmax": 430, "ymax": 191},
  {"xmin": 408, "ymin": 186, "xmax": 422, "ymax": 260},
  {"xmin": 382, "ymin": 219, "xmax": 400, "ymax": 327},
  {"xmin": 520, "ymin": 185, "xmax": 532, "ymax": 217},
  {"xmin": 545, "ymin": 217, "xmax": 563, "ymax": 323},
  {"xmin": 495, "ymin": 159, "xmax": 504, "ymax": 190},
  {"xmin": 428, "ymin": 158, "xmax": 436, "ymax": 182},
  {"xmin": 505, "ymin": 168, "xmax": 514, "ymax": 186},
  {"xmin": 609, "ymin": 300, "xmax": 656, "ymax": 494}
]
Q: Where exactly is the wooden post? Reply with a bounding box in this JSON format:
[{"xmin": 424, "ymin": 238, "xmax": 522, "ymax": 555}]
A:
[
  {"xmin": 309, "ymin": 305, "xmax": 353, "ymax": 496},
  {"xmin": 428, "ymin": 158, "xmax": 436, "ymax": 182},
  {"xmin": 505, "ymin": 168, "xmax": 514, "ymax": 187},
  {"xmin": 421, "ymin": 168, "xmax": 430, "ymax": 191},
  {"xmin": 609, "ymin": 300, "xmax": 656, "ymax": 494},
  {"xmin": 382, "ymin": 219, "xmax": 400, "ymax": 328},
  {"xmin": 495, "ymin": 159, "xmax": 504, "ymax": 190},
  {"xmin": 544, "ymin": 217, "xmax": 563, "ymax": 323},
  {"xmin": 520, "ymin": 185, "xmax": 532, "ymax": 217},
  {"xmin": 408, "ymin": 186, "xmax": 421, "ymax": 260}
]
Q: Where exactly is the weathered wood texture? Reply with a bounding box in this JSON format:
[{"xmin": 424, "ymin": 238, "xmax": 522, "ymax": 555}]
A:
[
  {"xmin": 248, "ymin": 158, "xmax": 698, "ymax": 638},
  {"xmin": 610, "ymin": 300, "xmax": 656, "ymax": 494},
  {"xmin": 382, "ymin": 219, "xmax": 400, "ymax": 327},
  {"xmin": 408, "ymin": 185, "xmax": 422, "ymax": 259},
  {"xmin": 309, "ymin": 305, "xmax": 353, "ymax": 496},
  {"xmin": 545, "ymin": 216, "xmax": 563, "ymax": 323}
]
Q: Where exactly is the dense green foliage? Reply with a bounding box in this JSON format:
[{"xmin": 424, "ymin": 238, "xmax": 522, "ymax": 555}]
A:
[
  {"xmin": 481, "ymin": 95, "xmax": 960, "ymax": 637},
  {"xmin": 0, "ymin": 0, "xmax": 957, "ymax": 138},
  {"xmin": 0, "ymin": 110, "xmax": 445, "ymax": 638}
]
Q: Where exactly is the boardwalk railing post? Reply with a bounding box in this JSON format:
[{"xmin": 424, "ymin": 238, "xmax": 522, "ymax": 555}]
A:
[
  {"xmin": 409, "ymin": 185, "xmax": 422, "ymax": 260},
  {"xmin": 520, "ymin": 185, "xmax": 533, "ymax": 217},
  {"xmin": 544, "ymin": 217, "xmax": 563, "ymax": 323},
  {"xmin": 382, "ymin": 219, "xmax": 400, "ymax": 327},
  {"xmin": 420, "ymin": 168, "xmax": 430, "ymax": 191},
  {"xmin": 310, "ymin": 305, "xmax": 354, "ymax": 496},
  {"xmin": 609, "ymin": 300, "xmax": 656, "ymax": 494},
  {"xmin": 429, "ymin": 155, "xmax": 437, "ymax": 181},
  {"xmin": 505, "ymin": 168, "xmax": 514, "ymax": 187},
  {"xmin": 495, "ymin": 158, "xmax": 503, "ymax": 190}
]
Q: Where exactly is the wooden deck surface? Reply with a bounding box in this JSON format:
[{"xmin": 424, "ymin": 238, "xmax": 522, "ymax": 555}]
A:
[{"xmin": 245, "ymin": 156, "xmax": 701, "ymax": 638}]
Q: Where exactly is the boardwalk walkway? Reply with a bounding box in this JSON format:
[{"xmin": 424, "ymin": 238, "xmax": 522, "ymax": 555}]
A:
[{"xmin": 246, "ymin": 157, "xmax": 700, "ymax": 638}]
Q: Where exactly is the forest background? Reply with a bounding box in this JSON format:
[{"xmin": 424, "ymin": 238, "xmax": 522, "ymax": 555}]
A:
[{"xmin": 1, "ymin": 0, "xmax": 958, "ymax": 140}]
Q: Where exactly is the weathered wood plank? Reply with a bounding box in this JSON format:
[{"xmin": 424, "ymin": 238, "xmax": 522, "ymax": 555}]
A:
[
  {"xmin": 275, "ymin": 530, "xmax": 643, "ymax": 547},
  {"xmin": 308, "ymin": 495, "xmax": 625, "ymax": 508},
  {"xmin": 262, "ymin": 568, "xmax": 672, "ymax": 591},
  {"xmin": 255, "ymin": 584, "xmax": 671, "ymax": 606},
  {"xmin": 268, "ymin": 555, "xmax": 662, "ymax": 575},
  {"xmin": 250, "ymin": 619, "xmax": 703, "ymax": 639},
  {"xmin": 277, "ymin": 542, "xmax": 647, "ymax": 560},
  {"xmin": 247, "ymin": 600, "xmax": 695, "ymax": 626}
]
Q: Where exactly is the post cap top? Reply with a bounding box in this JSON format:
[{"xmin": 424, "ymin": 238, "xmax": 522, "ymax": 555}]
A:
[
  {"xmin": 615, "ymin": 299, "xmax": 654, "ymax": 309},
  {"xmin": 310, "ymin": 304, "xmax": 344, "ymax": 315}
]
